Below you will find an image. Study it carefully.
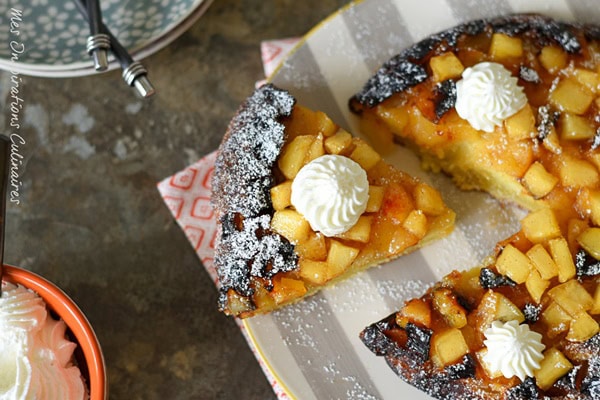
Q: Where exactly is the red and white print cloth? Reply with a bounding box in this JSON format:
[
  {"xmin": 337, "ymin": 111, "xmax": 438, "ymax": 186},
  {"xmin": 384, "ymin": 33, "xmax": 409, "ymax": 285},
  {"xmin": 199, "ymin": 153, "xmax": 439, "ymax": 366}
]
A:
[{"xmin": 157, "ymin": 38, "xmax": 300, "ymax": 400}]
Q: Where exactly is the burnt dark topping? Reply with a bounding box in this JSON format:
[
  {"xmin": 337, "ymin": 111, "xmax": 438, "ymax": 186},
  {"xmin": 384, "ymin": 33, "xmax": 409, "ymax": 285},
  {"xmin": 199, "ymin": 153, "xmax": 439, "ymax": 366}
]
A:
[
  {"xmin": 582, "ymin": 357, "xmax": 600, "ymax": 399},
  {"xmin": 350, "ymin": 14, "xmax": 593, "ymax": 111},
  {"xmin": 592, "ymin": 128, "xmax": 600, "ymax": 151},
  {"xmin": 362, "ymin": 315, "xmax": 487, "ymax": 399},
  {"xmin": 576, "ymin": 248, "xmax": 600, "ymax": 278},
  {"xmin": 434, "ymin": 80, "xmax": 457, "ymax": 121},
  {"xmin": 405, "ymin": 323, "xmax": 432, "ymax": 364},
  {"xmin": 490, "ymin": 16, "xmax": 581, "ymax": 53},
  {"xmin": 506, "ymin": 377, "xmax": 540, "ymax": 400},
  {"xmin": 211, "ymin": 84, "xmax": 299, "ymax": 313},
  {"xmin": 536, "ymin": 105, "xmax": 560, "ymax": 141},
  {"xmin": 212, "ymin": 84, "xmax": 295, "ymax": 216},
  {"xmin": 523, "ymin": 302, "xmax": 542, "ymax": 324},
  {"xmin": 555, "ymin": 364, "xmax": 581, "ymax": 392},
  {"xmin": 350, "ymin": 60, "xmax": 428, "ymax": 110},
  {"xmin": 519, "ymin": 65, "xmax": 540, "ymax": 83},
  {"xmin": 582, "ymin": 378, "xmax": 600, "ymax": 399},
  {"xmin": 479, "ymin": 267, "xmax": 516, "ymax": 289},
  {"xmin": 359, "ymin": 315, "xmax": 400, "ymax": 356},
  {"xmin": 444, "ymin": 354, "xmax": 476, "ymax": 380}
]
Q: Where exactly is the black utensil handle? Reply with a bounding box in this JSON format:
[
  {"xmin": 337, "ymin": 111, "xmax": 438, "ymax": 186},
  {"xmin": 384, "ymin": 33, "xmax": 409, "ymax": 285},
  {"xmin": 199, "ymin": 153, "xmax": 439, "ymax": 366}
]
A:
[{"xmin": 86, "ymin": 0, "xmax": 102, "ymax": 35}]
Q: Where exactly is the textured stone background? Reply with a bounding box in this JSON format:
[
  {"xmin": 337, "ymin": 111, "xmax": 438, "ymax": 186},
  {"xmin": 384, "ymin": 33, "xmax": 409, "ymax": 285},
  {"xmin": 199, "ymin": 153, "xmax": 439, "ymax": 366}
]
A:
[{"xmin": 1, "ymin": 0, "xmax": 349, "ymax": 398}]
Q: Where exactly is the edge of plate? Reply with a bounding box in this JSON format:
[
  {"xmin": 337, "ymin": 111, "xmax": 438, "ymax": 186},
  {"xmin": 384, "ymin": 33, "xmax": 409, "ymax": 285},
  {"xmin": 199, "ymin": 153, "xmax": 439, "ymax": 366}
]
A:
[
  {"xmin": 242, "ymin": 318, "xmax": 298, "ymax": 400},
  {"xmin": 2, "ymin": 0, "xmax": 213, "ymax": 78},
  {"xmin": 266, "ymin": 0, "xmax": 365, "ymax": 83}
]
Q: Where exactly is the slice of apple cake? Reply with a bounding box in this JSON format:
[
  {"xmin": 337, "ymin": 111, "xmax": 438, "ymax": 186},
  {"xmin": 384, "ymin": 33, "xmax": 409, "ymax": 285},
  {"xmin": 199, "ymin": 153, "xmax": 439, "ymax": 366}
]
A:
[
  {"xmin": 361, "ymin": 207, "xmax": 600, "ymax": 399},
  {"xmin": 211, "ymin": 84, "xmax": 455, "ymax": 317}
]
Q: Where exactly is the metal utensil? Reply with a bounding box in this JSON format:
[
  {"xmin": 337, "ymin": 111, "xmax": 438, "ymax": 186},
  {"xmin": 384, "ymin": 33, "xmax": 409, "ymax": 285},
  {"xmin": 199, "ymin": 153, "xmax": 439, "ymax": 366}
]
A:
[
  {"xmin": 85, "ymin": 0, "xmax": 110, "ymax": 71},
  {"xmin": 74, "ymin": 0, "xmax": 156, "ymax": 98}
]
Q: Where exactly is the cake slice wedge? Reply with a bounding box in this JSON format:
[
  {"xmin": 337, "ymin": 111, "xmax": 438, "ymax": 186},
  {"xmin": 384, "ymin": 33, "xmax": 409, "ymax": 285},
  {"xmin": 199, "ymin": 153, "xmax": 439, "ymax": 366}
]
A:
[
  {"xmin": 211, "ymin": 84, "xmax": 455, "ymax": 317},
  {"xmin": 360, "ymin": 207, "xmax": 600, "ymax": 399}
]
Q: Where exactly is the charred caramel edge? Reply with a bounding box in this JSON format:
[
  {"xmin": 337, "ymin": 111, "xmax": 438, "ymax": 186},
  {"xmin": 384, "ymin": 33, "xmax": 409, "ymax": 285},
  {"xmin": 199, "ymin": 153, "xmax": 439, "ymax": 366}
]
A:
[{"xmin": 349, "ymin": 14, "xmax": 600, "ymax": 112}]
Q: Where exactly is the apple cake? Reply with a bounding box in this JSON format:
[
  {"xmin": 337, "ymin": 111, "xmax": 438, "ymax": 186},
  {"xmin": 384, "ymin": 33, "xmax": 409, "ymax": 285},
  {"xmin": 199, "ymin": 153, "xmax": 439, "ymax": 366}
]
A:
[
  {"xmin": 211, "ymin": 84, "xmax": 455, "ymax": 318},
  {"xmin": 352, "ymin": 13, "xmax": 600, "ymax": 399},
  {"xmin": 361, "ymin": 207, "xmax": 600, "ymax": 399}
]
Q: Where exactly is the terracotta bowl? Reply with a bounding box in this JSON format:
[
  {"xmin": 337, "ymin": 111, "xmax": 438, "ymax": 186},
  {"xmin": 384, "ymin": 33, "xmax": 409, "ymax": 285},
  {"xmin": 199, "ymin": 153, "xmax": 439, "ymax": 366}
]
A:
[{"xmin": 3, "ymin": 265, "xmax": 107, "ymax": 400}]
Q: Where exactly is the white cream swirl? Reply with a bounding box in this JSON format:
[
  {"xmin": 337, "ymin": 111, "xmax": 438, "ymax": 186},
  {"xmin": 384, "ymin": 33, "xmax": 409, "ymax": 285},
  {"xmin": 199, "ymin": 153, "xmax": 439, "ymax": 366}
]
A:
[
  {"xmin": 455, "ymin": 62, "xmax": 527, "ymax": 132},
  {"xmin": 483, "ymin": 320, "xmax": 545, "ymax": 381},
  {"xmin": 0, "ymin": 283, "xmax": 87, "ymax": 400},
  {"xmin": 291, "ymin": 155, "xmax": 369, "ymax": 237}
]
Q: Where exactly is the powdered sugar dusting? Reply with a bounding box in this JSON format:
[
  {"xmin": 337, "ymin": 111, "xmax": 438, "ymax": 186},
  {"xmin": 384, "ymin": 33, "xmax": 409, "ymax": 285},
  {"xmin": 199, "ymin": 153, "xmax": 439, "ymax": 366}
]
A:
[
  {"xmin": 375, "ymin": 279, "xmax": 432, "ymax": 304},
  {"xmin": 211, "ymin": 85, "xmax": 299, "ymax": 313}
]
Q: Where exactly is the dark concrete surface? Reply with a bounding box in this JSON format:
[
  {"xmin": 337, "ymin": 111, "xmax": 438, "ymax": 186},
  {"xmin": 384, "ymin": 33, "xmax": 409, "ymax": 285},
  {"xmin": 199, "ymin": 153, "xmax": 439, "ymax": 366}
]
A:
[{"xmin": 2, "ymin": 0, "xmax": 349, "ymax": 399}]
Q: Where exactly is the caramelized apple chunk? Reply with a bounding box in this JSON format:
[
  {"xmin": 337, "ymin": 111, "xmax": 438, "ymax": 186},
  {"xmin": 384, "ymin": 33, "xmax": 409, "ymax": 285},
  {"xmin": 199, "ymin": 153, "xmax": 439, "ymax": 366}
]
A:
[
  {"xmin": 550, "ymin": 78, "xmax": 594, "ymax": 115},
  {"xmin": 495, "ymin": 244, "xmax": 532, "ymax": 284},
  {"xmin": 489, "ymin": 33, "xmax": 523, "ymax": 60},
  {"xmin": 403, "ymin": 210, "xmax": 428, "ymax": 239},
  {"xmin": 270, "ymin": 276, "xmax": 307, "ymax": 305},
  {"xmin": 326, "ymin": 240, "xmax": 359, "ymax": 280},
  {"xmin": 577, "ymin": 227, "xmax": 600, "ymax": 259},
  {"xmin": 349, "ymin": 139, "xmax": 381, "ymax": 171},
  {"xmin": 271, "ymin": 209, "xmax": 310, "ymax": 244},
  {"xmin": 366, "ymin": 186, "xmax": 385, "ymax": 213},
  {"xmin": 539, "ymin": 46, "xmax": 568, "ymax": 74},
  {"xmin": 522, "ymin": 162, "xmax": 559, "ymax": 199},
  {"xmin": 324, "ymin": 129, "xmax": 353, "ymax": 155},
  {"xmin": 566, "ymin": 312, "xmax": 599, "ymax": 342},
  {"xmin": 429, "ymin": 52, "xmax": 464, "ymax": 82},
  {"xmin": 278, "ymin": 135, "xmax": 316, "ymax": 179},
  {"xmin": 431, "ymin": 328, "xmax": 469, "ymax": 367},
  {"xmin": 533, "ymin": 348, "xmax": 573, "ymax": 391},
  {"xmin": 505, "ymin": 104, "xmax": 535, "ymax": 141},
  {"xmin": 547, "ymin": 280, "xmax": 594, "ymax": 317},
  {"xmin": 548, "ymin": 237, "xmax": 577, "ymax": 283},
  {"xmin": 299, "ymin": 259, "xmax": 329, "ymax": 285},
  {"xmin": 414, "ymin": 183, "xmax": 446, "ymax": 216},
  {"xmin": 526, "ymin": 244, "xmax": 558, "ymax": 280},
  {"xmin": 397, "ymin": 298, "xmax": 432, "ymax": 329},
  {"xmin": 339, "ymin": 216, "xmax": 373, "ymax": 243},
  {"xmin": 432, "ymin": 288, "xmax": 467, "ymax": 328},
  {"xmin": 525, "ymin": 270, "xmax": 549, "ymax": 304},
  {"xmin": 521, "ymin": 208, "xmax": 561, "ymax": 244},
  {"xmin": 541, "ymin": 301, "xmax": 571, "ymax": 337},
  {"xmin": 270, "ymin": 181, "xmax": 292, "ymax": 210}
]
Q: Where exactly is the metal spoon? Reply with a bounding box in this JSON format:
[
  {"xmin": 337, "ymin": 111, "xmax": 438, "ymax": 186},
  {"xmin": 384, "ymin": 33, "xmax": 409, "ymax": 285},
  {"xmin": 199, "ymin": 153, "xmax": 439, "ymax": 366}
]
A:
[{"xmin": 0, "ymin": 135, "xmax": 11, "ymax": 296}]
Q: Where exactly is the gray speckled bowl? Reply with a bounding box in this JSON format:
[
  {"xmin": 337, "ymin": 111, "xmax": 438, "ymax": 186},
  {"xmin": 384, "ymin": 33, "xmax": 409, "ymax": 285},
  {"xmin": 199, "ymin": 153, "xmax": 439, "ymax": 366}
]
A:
[{"xmin": 0, "ymin": 0, "xmax": 212, "ymax": 77}]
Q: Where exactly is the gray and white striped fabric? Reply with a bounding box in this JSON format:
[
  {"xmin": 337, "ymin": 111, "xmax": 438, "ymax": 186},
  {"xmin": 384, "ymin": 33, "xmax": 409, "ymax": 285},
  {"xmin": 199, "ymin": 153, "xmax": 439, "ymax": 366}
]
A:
[{"xmin": 246, "ymin": 1, "xmax": 599, "ymax": 398}]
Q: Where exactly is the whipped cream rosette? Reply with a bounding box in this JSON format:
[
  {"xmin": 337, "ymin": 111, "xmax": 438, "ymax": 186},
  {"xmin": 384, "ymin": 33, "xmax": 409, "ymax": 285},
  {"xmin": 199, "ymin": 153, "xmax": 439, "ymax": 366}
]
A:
[
  {"xmin": 291, "ymin": 154, "xmax": 369, "ymax": 237},
  {"xmin": 482, "ymin": 319, "xmax": 545, "ymax": 381},
  {"xmin": 455, "ymin": 62, "xmax": 527, "ymax": 132},
  {"xmin": 0, "ymin": 282, "xmax": 87, "ymax": 400}
]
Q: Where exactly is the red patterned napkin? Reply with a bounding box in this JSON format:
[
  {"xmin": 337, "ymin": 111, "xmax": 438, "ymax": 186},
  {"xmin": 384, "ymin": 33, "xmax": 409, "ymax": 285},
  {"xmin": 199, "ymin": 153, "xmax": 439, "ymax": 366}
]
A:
[{"xmin": 157, "ymin": 38, "xmax": 300, "ymax": 400}]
